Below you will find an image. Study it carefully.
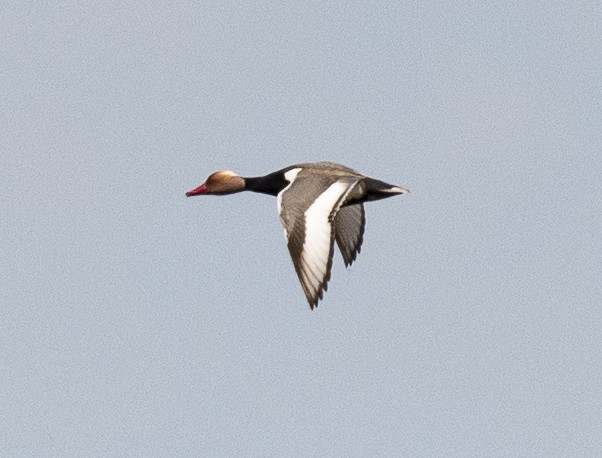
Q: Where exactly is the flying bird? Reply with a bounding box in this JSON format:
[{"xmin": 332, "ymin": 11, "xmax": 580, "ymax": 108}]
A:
[{"xmin": 186, "ymin": 162, "xmax": 409, "ymax": 309}]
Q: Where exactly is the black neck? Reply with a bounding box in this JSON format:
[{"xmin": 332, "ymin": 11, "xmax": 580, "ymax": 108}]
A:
[{"xmin": 244, "ymin": 170, "xmax": 290, "ymax": 196}]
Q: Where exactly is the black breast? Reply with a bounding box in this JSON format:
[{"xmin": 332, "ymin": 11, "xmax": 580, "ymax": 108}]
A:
[{"xmin": 244, "ymin": 167, "xmax": 294, "ymax": 196}]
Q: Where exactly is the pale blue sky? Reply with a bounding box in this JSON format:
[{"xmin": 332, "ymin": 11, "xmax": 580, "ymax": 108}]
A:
[{"xmin": 2, "ymin": 1, "xmax": 601, "ymax": 456}]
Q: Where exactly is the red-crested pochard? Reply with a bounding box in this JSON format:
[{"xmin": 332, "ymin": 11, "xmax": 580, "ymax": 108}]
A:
[{"xmin": 186, "ymin": 162, "xmax": 409, "ymax": 309}]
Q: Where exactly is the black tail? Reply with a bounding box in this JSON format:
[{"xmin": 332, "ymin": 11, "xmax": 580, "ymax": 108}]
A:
[{"xmin": 362, "ymin": 178, "xmax": 409, "ymax": 202}]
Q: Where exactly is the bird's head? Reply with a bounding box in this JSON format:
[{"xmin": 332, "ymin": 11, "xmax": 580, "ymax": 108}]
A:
[{"xmin": 186, "ymin": 170, "xmax": 245, "ymax": 196}]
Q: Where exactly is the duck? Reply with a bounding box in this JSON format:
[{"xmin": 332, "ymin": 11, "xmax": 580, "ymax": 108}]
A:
[{"xmin": 186, "ymin": 162, "xmax": 409, "ymax": 309}]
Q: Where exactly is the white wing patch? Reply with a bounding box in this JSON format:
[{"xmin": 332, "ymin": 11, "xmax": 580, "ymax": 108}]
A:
[
  {"xmin": 277, "ymin": 168, "xmax": 301, "ymax": 238},
  {"xmin": 299, "ymin": 180, "xmax": 358, "ymax": 301}
]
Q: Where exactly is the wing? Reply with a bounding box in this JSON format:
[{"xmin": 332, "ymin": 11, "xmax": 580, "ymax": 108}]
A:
[
  {"xmin": 278, "ymin": 177, "xmax": 359, "ymax": 308},
  {"xmin": 334, "ymin": 204, "xmax": 365, "ymax": 267}
]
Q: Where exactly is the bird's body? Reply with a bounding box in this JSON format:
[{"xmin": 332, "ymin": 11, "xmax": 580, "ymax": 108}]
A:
[{"xmin": 186, "ymin": 162, "xmax": 409, "ymax": 308}]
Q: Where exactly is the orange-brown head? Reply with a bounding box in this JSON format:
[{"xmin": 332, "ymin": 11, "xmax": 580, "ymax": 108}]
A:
[{"xmin": 186, "ymin": 170, "xmax": 246, "ymax": 196}]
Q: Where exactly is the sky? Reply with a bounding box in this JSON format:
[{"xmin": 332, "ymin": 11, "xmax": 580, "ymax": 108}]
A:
[{"xmin": 1, "ymin": 1, "xmax": 601, "ymax": 456}]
